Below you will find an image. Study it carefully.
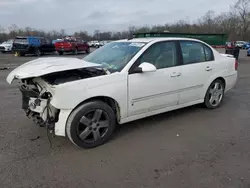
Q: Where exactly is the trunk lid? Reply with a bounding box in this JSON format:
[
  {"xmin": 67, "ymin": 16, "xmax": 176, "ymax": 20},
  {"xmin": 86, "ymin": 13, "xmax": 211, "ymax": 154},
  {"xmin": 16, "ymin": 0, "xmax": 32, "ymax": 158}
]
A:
[{"xmin": 6, "ymin": 57, "xmax": 101, "ymax": 84}]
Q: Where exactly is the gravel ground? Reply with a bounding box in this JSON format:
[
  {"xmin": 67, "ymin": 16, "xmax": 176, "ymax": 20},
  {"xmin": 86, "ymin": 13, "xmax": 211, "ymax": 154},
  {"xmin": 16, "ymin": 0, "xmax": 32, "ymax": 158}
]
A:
[{"xmin": 0, "ymin": 49, "xmax": 250, "ymax": 188}]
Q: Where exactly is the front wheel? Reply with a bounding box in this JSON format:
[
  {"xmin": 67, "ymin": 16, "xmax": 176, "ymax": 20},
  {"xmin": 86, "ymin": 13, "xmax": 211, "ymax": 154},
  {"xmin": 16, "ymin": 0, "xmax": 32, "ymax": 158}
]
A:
[
  {"xmin": 204, "ymin": 79, "xmax": 225, "ymax": 109},
  {"xmin": 85, "ymin": 48, "xmax": 90, "ymax": 54},
  {"xmin": 66, "ymin": 101, "xmax": 116, "ymax": 149}
]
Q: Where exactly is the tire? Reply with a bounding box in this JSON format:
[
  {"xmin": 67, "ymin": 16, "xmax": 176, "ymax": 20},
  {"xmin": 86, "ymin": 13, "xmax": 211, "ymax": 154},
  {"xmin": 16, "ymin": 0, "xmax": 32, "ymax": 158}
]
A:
[
  {"xmin": 58, "ymin": 51, "xmax": 63, "ymax": 55},
  {"xmin": 73, "ymin": 48, "xmax": 78, "ymax": 55},
  {"xmin": 35, "ymin": 48, "xmax": 41, "ymax": 56},
  {"xmin": 1, "ymin": 51, "xmax": 6, "ymax": 54},
  {"xmin": 66, "ymin": 100, "xmax": 116, "ymax": 149},
  {"xmin": 85, "ymin": 47, "xmax": 90, "ymax": 54},
  {"xmin": 19, "ymin": 52, "xmax": 25, "ymax": 57},
  {"xmin": 204, "ymin": 79, "xmax": 225, "ymax": 109}
]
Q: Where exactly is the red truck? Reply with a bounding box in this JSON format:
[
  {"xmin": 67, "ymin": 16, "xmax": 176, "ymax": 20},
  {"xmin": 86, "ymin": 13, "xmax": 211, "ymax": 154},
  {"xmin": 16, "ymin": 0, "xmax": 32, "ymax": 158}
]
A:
[{"xmin": 54, "ymin": 36, "xmax": 90, "ymax": 55}]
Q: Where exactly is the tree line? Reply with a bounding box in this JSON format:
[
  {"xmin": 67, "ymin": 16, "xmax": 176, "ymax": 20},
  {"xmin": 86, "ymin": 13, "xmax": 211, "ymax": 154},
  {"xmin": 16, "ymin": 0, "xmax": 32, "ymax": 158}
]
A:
[{"xmin": 0, "ymin": 0, "xmax": 249, "ymax": 43}]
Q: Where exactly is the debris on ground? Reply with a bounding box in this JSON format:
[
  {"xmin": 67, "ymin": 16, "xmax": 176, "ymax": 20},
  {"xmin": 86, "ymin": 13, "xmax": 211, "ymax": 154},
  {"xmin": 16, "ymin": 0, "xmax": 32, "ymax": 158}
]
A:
[
  {"xmin": 0, "ymin": 66, "xmax": 9, "ymax": 70},
  {"xmin": 30, "ymin": 136, "xmax": 40, "ymax": 141}
]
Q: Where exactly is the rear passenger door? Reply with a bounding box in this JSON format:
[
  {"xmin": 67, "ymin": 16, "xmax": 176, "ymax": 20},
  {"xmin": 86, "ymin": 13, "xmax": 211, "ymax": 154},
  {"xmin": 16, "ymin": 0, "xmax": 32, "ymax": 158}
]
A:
[{"xmin": 178, "ymin": 40, "xmax": 215, "ymax": 104}]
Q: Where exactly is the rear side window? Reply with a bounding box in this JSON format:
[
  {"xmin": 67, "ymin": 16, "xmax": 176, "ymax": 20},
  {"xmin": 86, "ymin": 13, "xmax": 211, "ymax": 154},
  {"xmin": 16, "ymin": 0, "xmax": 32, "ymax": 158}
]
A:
[
  {"xmin": 180, "ymin": 41, "xmax": 206, "ymax": 64},
  {"xmin": 204, "ymin": 45, "xmax": 214, "ymax": 61}
]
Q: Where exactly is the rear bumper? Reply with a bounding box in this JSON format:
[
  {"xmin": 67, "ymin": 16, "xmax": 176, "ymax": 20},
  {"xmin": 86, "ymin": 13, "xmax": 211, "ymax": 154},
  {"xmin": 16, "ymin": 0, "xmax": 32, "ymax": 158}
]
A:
[
  {"xmin": 225, "ymin": 72, "xmax": 238, "ymax": 92},
  {"xmin": 0, "ymin": 47, "xmax": 11, "ymax": 52},
  {"xmin": 55, "ymin": 47, "xmax": 73, "ymax": 52}
]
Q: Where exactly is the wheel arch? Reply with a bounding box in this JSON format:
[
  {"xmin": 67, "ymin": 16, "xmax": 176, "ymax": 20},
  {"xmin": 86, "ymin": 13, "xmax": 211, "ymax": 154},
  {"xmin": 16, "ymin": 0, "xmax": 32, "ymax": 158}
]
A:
[
  {"xmin": 203, "ymin": 76, "xmax": 226, "ymax": 99},
  {"xmin": 70, "ymin": 96, "xmax": 121, "ymax": 123}
]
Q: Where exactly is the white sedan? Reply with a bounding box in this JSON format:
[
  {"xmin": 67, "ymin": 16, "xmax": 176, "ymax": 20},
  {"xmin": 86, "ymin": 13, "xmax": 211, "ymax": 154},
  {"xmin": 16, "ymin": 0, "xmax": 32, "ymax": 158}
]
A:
[
  {"xmin": 0, "ymin": 39, "xmax": 13, "ymax": 53},
  {"xmin": 6, "ymin": 37, "xmax": 238, "ymax": 148}
]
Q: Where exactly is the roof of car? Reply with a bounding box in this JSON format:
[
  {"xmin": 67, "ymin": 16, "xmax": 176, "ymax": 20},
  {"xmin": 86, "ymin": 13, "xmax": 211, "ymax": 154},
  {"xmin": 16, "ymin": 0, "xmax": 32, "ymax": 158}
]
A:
[{"xmin": 115, "ymin": 37, "xmax": 204, "ymax": 43}]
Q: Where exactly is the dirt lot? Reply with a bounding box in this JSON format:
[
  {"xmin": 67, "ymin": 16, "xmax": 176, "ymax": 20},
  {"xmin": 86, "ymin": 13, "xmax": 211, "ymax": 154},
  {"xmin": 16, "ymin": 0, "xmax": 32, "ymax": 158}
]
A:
[{"xmin": 0, "ymin": 49, "xmax": 250, "ymax": 188}]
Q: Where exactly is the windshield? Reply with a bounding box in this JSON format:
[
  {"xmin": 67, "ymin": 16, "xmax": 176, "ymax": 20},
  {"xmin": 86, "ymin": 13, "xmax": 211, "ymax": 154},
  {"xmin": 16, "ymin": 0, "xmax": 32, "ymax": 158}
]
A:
[
  {"xmin": 83, "ymin": 41, "xmax": 146, "ymax": 72},
  {"xmin": 2, "ymin": 40, "xmax": 13, "ymax": 44}
]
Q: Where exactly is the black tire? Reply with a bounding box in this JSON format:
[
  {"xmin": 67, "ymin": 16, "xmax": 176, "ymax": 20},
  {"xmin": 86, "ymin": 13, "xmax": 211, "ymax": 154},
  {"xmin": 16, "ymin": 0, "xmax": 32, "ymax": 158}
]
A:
[
  {"xmin": 66, "ymin": 100, "xmax": 116, "ymax": 149},
  {"xmin": 1, "ymin": 51, "xmax": 6, "ymax": 54},
  {"xmin": 19, "ymin": 52, "xmax": 25, "ymax": 57},
  {"xmin": 85, "ymin": 47, "xmax": 90, "ymax": 54},
  {"xmin": 204, "ymin": 79, "xmax": 225, "ymax": 109},
  {"xmin": 35, "ymin": 48, "xmax": 41, "ymax": 56},
  {"xmin": 58, "ymin": 51, "xmax": 63, "ymax": 55},
  {"xmin": 73, "ymin": 48, "xmax": 78, "ymax": 55}
]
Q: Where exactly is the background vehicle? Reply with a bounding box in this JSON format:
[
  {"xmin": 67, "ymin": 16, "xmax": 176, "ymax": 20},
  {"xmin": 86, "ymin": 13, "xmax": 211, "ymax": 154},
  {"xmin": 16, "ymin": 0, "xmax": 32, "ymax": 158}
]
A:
[
  {"xmin": 12, "ymin": 36, "xmax": 55, "ymax": 56},
  {"xmin": 6, "ymin": 36, "xmax": 238, "ymax": 149},
  {"xmin": 88, "ymin": 41, "xmax": 98, "ymax": 47},
  {"xmin": 242, "ymin": 42, "xmax": 250, "ymax": 49},
  {"xmin": 0, "ymin": 39, "xmax": 13, "ymax": 53},
  {"xmin": 132, "ymin": 32, "xmax": 228, "ymax": 46},
  {"xmin": 225, "ymin": 41, "xmax": 240, "ymax": 60},
  {"xmin": 247, "ymin": 48, "xmax": 250, "ymax": 56},
  {"xmin": 52, "ymin": 39, "xmax": 63, "ymax": 44},
  {"xmin": 235, "ymin": 41, "xmax": 245, "ymax": 48},
  {"xmin": 54, "ymin": 36, "xmax": 90, "ymax": 55}
]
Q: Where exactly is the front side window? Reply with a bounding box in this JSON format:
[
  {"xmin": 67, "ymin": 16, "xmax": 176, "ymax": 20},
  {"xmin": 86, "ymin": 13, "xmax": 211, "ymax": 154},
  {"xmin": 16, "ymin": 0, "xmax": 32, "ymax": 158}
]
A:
[
  {"xmin": 84, "ymin": 42, "xmax": 146, "ymax": 72},
  {"xmin": 180, "ymin": 41, "xmax": 206, "ymax": 64},
  {"xmin": 136, "ymin": 41, "xmax": 178, "ymax": 69}
]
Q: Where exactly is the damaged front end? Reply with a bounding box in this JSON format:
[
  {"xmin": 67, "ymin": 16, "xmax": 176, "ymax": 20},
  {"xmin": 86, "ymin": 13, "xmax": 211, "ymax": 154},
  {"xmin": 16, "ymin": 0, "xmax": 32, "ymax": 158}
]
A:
[
  {"xmin": 19, "ymin": 79, "xmax": 59, "ymax": 131},
  {"xmin": 14, "ymin": 66, "xmax": 108, "ymax": 134},
  {"xmin": 7, "ymin": 57, "xmax": 109, "ymax": 135}
]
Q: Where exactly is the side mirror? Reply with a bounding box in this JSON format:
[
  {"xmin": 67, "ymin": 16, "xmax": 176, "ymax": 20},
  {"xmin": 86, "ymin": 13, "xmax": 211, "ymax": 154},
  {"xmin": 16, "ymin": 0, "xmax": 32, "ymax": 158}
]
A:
[
  {"xmin": 131, "ymin": 62, "xmax": 157, "ymax": 74},
  {"xmin": 139, "ymin": 62, "xmax": 157, "ymax": 72}
]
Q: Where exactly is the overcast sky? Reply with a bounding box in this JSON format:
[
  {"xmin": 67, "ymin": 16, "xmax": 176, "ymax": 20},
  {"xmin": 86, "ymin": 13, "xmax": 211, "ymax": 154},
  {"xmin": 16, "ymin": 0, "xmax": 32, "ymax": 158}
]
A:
[{"xmin": 0, "ymin": 0, "xmax": 234, "ymax": 34}]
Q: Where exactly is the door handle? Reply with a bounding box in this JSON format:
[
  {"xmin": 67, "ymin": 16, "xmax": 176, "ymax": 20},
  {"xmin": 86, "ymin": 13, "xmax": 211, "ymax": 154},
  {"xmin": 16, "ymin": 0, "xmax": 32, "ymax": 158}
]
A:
[
  {"xmin": 205, "ymin": 66, "xmax": 212, "ymax": 71},
  {"xmin": 170, "ymin": 72, "xmax": 181, "ymax": 77}
]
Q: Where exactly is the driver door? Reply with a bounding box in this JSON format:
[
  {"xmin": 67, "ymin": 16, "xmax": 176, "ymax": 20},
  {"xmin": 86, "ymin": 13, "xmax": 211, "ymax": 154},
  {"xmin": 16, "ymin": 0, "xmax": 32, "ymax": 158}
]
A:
[{"xmin": 128, "ymin": 41, "xmax": 182, "ymax": 116}]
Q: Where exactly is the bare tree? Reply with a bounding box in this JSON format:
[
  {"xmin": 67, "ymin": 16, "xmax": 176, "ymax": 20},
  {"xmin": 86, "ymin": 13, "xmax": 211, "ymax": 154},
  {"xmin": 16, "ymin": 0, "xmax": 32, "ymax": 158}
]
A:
[{"xmin": 233, "ymin": 0, "xmax": 250, "ymax": 40}]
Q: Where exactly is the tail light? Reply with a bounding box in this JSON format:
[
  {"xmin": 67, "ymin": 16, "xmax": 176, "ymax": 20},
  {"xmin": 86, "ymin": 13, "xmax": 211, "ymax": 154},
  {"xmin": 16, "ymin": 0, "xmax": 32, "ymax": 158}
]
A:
[{"xmin": 235, "ymin": 59, "xmax": 238, "ymax": 70}]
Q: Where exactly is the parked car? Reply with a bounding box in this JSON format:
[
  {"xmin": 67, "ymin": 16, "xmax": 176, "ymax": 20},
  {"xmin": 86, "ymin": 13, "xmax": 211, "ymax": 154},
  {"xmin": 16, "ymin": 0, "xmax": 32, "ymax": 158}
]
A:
[
  {"xmin": 88, "ymin": 41, "xmax": 98, "ymax": 47},
  {"xmin": 54, "ymin": 36, "xmax": 90, "ymax": 55},
  {"xmin": 242, "ymin": 42, "xmax": 250, "ymax": 49},
  {"xmin": 0, "ymin": 39, "xmax": 13, "ymax": 53},
  {"xmin": 6, "ymin": 37, "xmax": 238, "ymax": 149},
  {"xmin": 52, "ymin": 39, "xmax": 63, "ymax": 44},
  {"xmin": 235, "ymin": 41, "xmax": 245, "ymax": 48},
  {"xmin": 12, "ymin": 36, "xmax": 55, "ymax": 56},
  {"xmin": 247, "ymin": 48, "xmax": 250, "ymax": 56}
]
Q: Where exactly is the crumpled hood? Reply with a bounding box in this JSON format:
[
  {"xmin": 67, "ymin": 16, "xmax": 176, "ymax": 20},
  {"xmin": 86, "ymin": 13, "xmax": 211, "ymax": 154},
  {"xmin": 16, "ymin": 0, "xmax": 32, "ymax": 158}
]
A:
[{"xmin": 6, "ymin": 57, "xmax": 101, "ymax": 84}]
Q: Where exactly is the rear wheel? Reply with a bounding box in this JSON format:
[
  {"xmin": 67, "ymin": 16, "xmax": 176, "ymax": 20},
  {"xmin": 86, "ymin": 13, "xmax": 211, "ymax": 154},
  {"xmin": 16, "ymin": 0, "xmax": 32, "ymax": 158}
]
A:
[
  {"xmin": 58, "ymin": 51, "xmax": 63, "ymax": 55},
  {"xmin": 35, "ymin": 48, "xmax": 41, "ymax": 56},
  {"xmin": 204, "ymin": 79, "xmax": 225, "ymax": 109},
  {"xmin": 73, "ymin": 48, "xmax": 78, "ymax": 55},
  {"xmin": 85, "ymin": 47, "xmax": 90, "ymax": 54}
]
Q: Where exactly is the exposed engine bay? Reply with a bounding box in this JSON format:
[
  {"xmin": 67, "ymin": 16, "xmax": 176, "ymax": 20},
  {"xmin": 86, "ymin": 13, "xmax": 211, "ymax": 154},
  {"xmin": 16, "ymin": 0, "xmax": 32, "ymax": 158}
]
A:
[
  {"xmin": 19, "ymin": 67, "xmax": 107, "ymax": 131},
  {"xmin": 41, "ymin": 67, "xmax": 107, "ymax": 85}
]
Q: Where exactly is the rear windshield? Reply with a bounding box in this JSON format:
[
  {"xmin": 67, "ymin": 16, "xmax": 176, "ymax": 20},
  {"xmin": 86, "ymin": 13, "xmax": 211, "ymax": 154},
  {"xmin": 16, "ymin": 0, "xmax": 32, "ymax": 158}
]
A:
[{"xmin": 14, "ymin": 38, "xmax": 28, "ymax": 44}]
